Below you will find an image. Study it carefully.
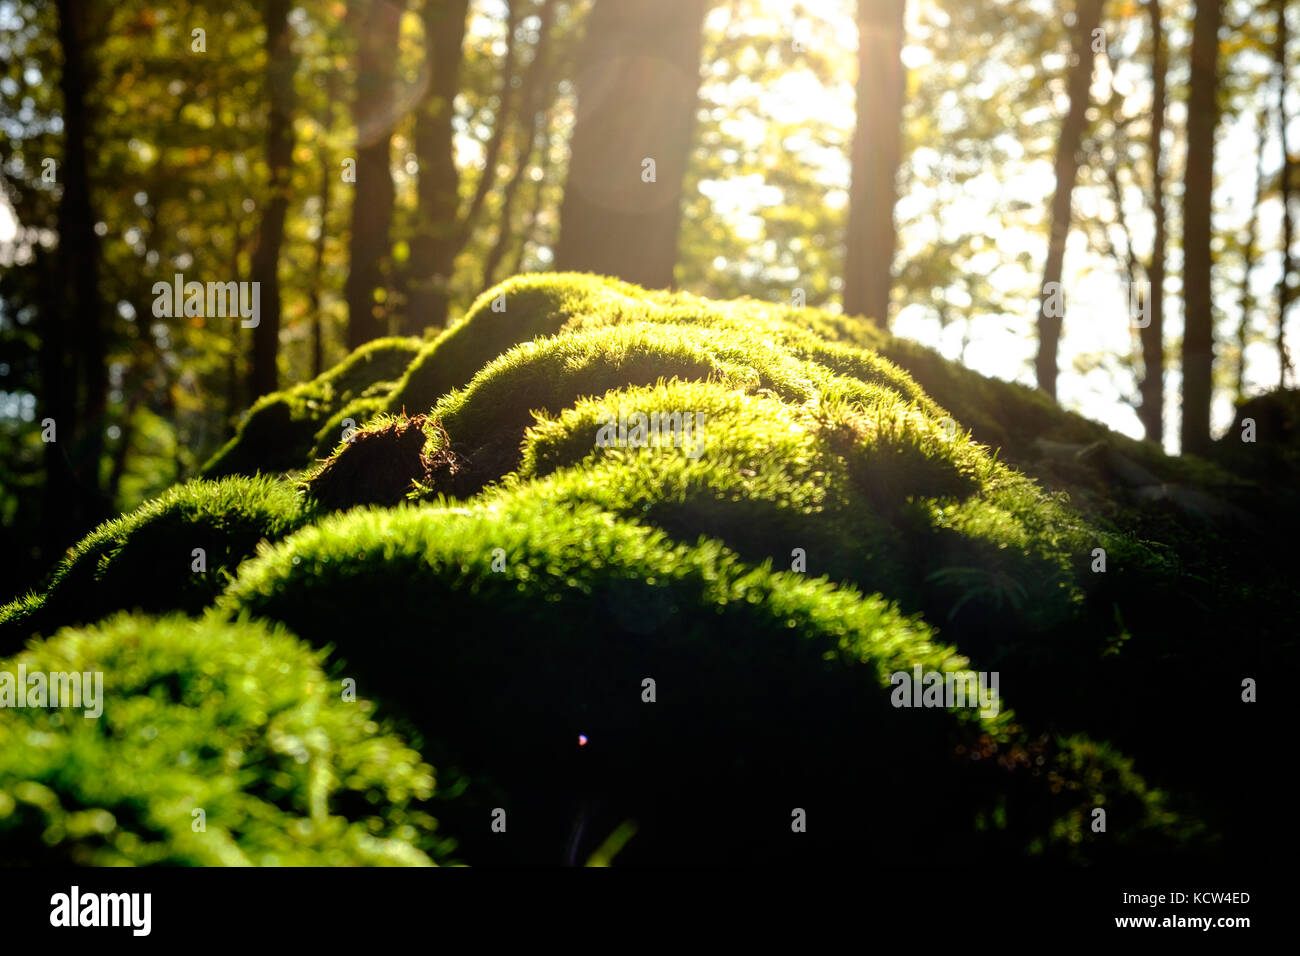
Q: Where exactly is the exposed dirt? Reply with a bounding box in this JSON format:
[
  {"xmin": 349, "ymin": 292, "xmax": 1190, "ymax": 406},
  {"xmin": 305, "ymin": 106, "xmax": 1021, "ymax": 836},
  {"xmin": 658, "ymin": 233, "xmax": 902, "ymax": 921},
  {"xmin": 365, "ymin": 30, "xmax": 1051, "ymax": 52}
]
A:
[
  {"xmin": 305, "ymin": 413, "xmax": 524, "ymax": 509},
  {"xmin": 305, "ymin": 414, "xmax": 432, "ymax": 511}
]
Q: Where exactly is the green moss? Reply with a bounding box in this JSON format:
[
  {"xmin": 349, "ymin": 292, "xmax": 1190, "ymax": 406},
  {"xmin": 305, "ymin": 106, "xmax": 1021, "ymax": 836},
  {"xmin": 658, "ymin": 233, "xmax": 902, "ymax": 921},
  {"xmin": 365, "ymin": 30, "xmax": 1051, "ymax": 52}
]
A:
[
  {"xmin": 201, "ymin": 336, "xmax": 422, "ymax": 478},
  {"xmin": 11, "ymin": 271, "xmax": 1280, "ymax": 866},
  {"xmin": 310, "ymin": 395, "xmax": 390, "ymax": 461},
  {"xmin": 388, "ymin": 273, "xmax": 662, "ymax": 415},
  {"xmin": 0, "ymin": 612, "xmax": 456, "ymax": 865},
  {"xmin": 436, "ymin": 322, "xmax": 808, "ymax": 436},
  {"xmin": 0, "ymin": 476, "xmax": 310, "ymax": 652},
  {"xmin": 215, "ymin": 498, "xmax": 1187, "ymax": 865},
  {"xmin": 435, "ymin": 274, "xmax": 1240, "ymax": 503},
  {"xmin": 308, "ymin": 313, "xmax": 953, "ymax": 510},
  {"xmin": 510, "ymin": 381, "xmax": 1099, "ymax": 680}
]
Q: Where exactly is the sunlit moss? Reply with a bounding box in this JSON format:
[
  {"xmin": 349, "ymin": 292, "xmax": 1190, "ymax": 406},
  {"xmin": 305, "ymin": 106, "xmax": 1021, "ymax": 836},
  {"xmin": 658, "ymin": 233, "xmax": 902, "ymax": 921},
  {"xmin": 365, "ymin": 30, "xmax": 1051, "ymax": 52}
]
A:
[
  {"xmin": 201, "ymin": 336, "xmax": 422, "ymax": 478},
  {"xmin": 0, "ymin": 476, "xmax": 310, "ymax": 650},
  {"xmin": 0, "ymin": 612, "xmax": 457, "ymax": 865}
]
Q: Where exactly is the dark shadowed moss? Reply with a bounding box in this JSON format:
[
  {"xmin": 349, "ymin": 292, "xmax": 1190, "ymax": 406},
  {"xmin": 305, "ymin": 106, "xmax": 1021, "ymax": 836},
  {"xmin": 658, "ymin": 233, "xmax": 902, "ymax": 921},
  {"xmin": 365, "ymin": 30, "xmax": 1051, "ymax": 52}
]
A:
[
  {"xmin": 304, "ymin": 414, "xmax": 432, "ymax": 511},
  {"xmin": 216, "ymin": 499, "xmax": 1193, "ymax": 867}
]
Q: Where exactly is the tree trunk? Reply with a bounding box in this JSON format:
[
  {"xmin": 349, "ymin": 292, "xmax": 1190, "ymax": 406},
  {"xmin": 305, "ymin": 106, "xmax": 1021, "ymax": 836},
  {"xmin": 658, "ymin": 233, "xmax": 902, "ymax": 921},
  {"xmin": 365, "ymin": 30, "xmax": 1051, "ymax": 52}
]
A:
[
  {"xmin": 459, "ymin": 0, "xmax": 522, "ymax": 238},
  {"xmin": 482, "ymin": 0, "xmax": 558, "ymax": 289},
  {"xmin": 483, "ymin": 107, "xmax": 543, "ymax": 289},
  {"xmin": 1275, "ymin": 0, "xmax": 1295, "ymax": 387},
  {"xmin": 226, "ymin": 206, "xmax": 246, "ymax": 438},
  {"xmin": 1034, "ymin": 0, "xmax": 1104, "ymax": 399},
  {"xmin": 249, "ymin": 0, "xmax": 298, "ymax": 398},
  {"xmin": 843, "ymin": 0, "xmax": 907, "ymax": 326},
  {"xmin": 511, "ymin": 119, "xmax": 555, "ymax": 277},
  {"xmin": 1180, "ymin": 0, "xmax": 1223, "ymax": 456},
  {"xmin": 345, "ymin": 0, "xmax": 403, "ymax": 349},
  {"xmin": 46, "ymin": 0, "xmax": 108, "ymax": 555},
  {"xmin": 405, "ymin": 0, "xmax": 471, "ymax": 333},
  {"xmin": 553, "ymin": 0, "xmax": 709, "ymax": 289},
  {"xmin": 311, "ymin": 147, "xmax": 332, "ymax": 379},
  {"xmin": 1236, "ymin": 104, "xmax": 1268, "ymax": 401},
  {"xmin": 1138, "ymin": 0, "xmax": 1168, "ymax": 444}
]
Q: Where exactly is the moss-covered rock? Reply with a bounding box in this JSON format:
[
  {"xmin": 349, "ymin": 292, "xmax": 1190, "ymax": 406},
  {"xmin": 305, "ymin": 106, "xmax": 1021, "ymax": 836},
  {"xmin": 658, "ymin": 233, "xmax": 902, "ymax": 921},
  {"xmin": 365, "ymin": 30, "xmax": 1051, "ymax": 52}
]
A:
[
  {"xmin": 216, "ymin": 498, "xmax": 1187, "ymax": 866},
  {"xmin": 0, "ymin": 476, "xmax": 310, "ymax": 652},
  {"xmin": 0, "ymin": 613, "xmax": 457, "ymax": 865},
  {"xmin": 201, "ymin": 336, "xmax": 422, "ymax": 479},
  {"xmin": 5, "ymin": 271, "xmax": 1289, "ymax": 867}
]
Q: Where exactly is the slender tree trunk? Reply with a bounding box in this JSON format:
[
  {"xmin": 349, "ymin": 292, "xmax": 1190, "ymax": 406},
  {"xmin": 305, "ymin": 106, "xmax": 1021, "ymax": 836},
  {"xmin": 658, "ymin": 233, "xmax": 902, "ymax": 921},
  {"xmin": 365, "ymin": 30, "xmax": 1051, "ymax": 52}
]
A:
[
  {"xmin": 46, "ymin": 0, "xmax": 108, "ymax": 556},
  {"xmin": 404, "ymin": 0, "xmax": 471, "ymax": 333},
  {"xmin": 249, "ymin": 0, "xmax": 298, "ymax": 398},
  {"xmin": 311, "ymin": 147, "xmax": 332, "ymax": 378},
  {"xmin": 553, "ymin": 0, "xmax": 709, "ymax": 288},
  {"xmin": 483, "ymin": 111, "xmax": 540, "ymax": 289},
  {"xmin": 460, "ymin": 0, "xmax": 522, "ymax": 236},
  {"xmin": 511, "ymin": 120, "xmax": 555, "ymax": 277},
  {"xmin": 1139, "ymin": 0, "xmax": 1168, "ymax": 443},
  {"xmin": 1181, "ymin": 0, "xmax": 1223, "ymax": 456},
  {"xmin": 843, "ymin": 0, "xmax": 907, "ymax": 326},
  {"xmin": 481, "ymin": 0, "xmax": 559, "ymax": 289},
  {"xmin": 345, "ymin": 0, "xmax": 403, "ymax": 348},
  {"xmin": 1034, "ymin": 0, "xmax": 1104, "ymax": 399},
  {"xmin": 1236, "ymin": 104, "xmax": 1269, "ymax": 401},
  {"xmin": 107, "ymin": 385, "xmax": 146, "ymax": 507},
  {"xmin": 226, "ymin": 208, "xmax": 246, "ymax": 437},
  {"xmin": 311, "ymin": 75, "xmax": 340, "ymax": 376},
  {"xmin": 1275, "ymin": 0, "xmax": 1295, "ymax": 386},
  {"xmin": 37, "ymin": 250, "xmax": 75, "ymax": 557}
]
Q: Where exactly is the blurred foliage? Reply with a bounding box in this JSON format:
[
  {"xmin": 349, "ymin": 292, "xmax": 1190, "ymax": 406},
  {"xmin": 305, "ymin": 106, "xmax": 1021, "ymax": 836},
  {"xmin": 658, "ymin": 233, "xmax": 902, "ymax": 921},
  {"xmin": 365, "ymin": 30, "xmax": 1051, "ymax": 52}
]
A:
[{"xmin": 0, "ymin": 611, "xmax": 458, "ymax": 865}]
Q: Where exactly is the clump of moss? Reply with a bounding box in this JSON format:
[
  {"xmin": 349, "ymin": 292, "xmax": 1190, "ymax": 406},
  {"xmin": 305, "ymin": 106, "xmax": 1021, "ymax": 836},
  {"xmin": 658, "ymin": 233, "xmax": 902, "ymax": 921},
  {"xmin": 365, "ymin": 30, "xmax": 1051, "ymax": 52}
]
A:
[
  {"xmin": 0, "ymin": 476, "xmax": 310, "ymax": 651},
  {"xmin": 333, "ymin": 318, "xmax": 942, "ymax": 503},
  {"xmin": 0, "ymin": 613, "xmax": 458, "ymax": 865},
  {"xmin": 498, "ymin": 364, "xmax": 1276, "ymax": 856},
  {"xmin": 510, "ymin": 380, "xmax": 1094, "ymax": 685},
  {"xmin": 388, "ymin": 273, "xmax": 665, "ymax": 415},
  {"xmin": 201, "ymin": 336, "xmax": 422, "ymax": 478},
  {"xmin": 1212, "ymin": 388, "xmax": 1300, "ymax": 492}
]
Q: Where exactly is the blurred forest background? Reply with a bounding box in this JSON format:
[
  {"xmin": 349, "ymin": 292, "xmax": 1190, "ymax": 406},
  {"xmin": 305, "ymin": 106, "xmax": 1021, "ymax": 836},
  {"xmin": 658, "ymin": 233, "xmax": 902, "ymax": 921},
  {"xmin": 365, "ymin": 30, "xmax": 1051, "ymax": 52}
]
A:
[{"xmin": 0, "ymin": 0, "xmax": 1296, "ymax": 594}]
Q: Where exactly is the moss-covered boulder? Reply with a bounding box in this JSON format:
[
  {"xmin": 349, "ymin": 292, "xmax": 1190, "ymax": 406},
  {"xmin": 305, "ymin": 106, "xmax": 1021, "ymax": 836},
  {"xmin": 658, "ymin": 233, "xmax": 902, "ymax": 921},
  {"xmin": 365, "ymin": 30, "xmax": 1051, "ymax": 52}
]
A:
[
  {"xmin": 216, "ymin": 498, "xmax": 1187, "ymax": 866},
  {"xmin": 3, "ymin": 272, "xmax": 1289, "ymax": 867},
  {"xmin": 0, "ymin": 476, "xmax": 311, "ymax": 652},
  {"xmin": 201, "ymin": 336, "xmax": 422, "ymax": 479}
]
